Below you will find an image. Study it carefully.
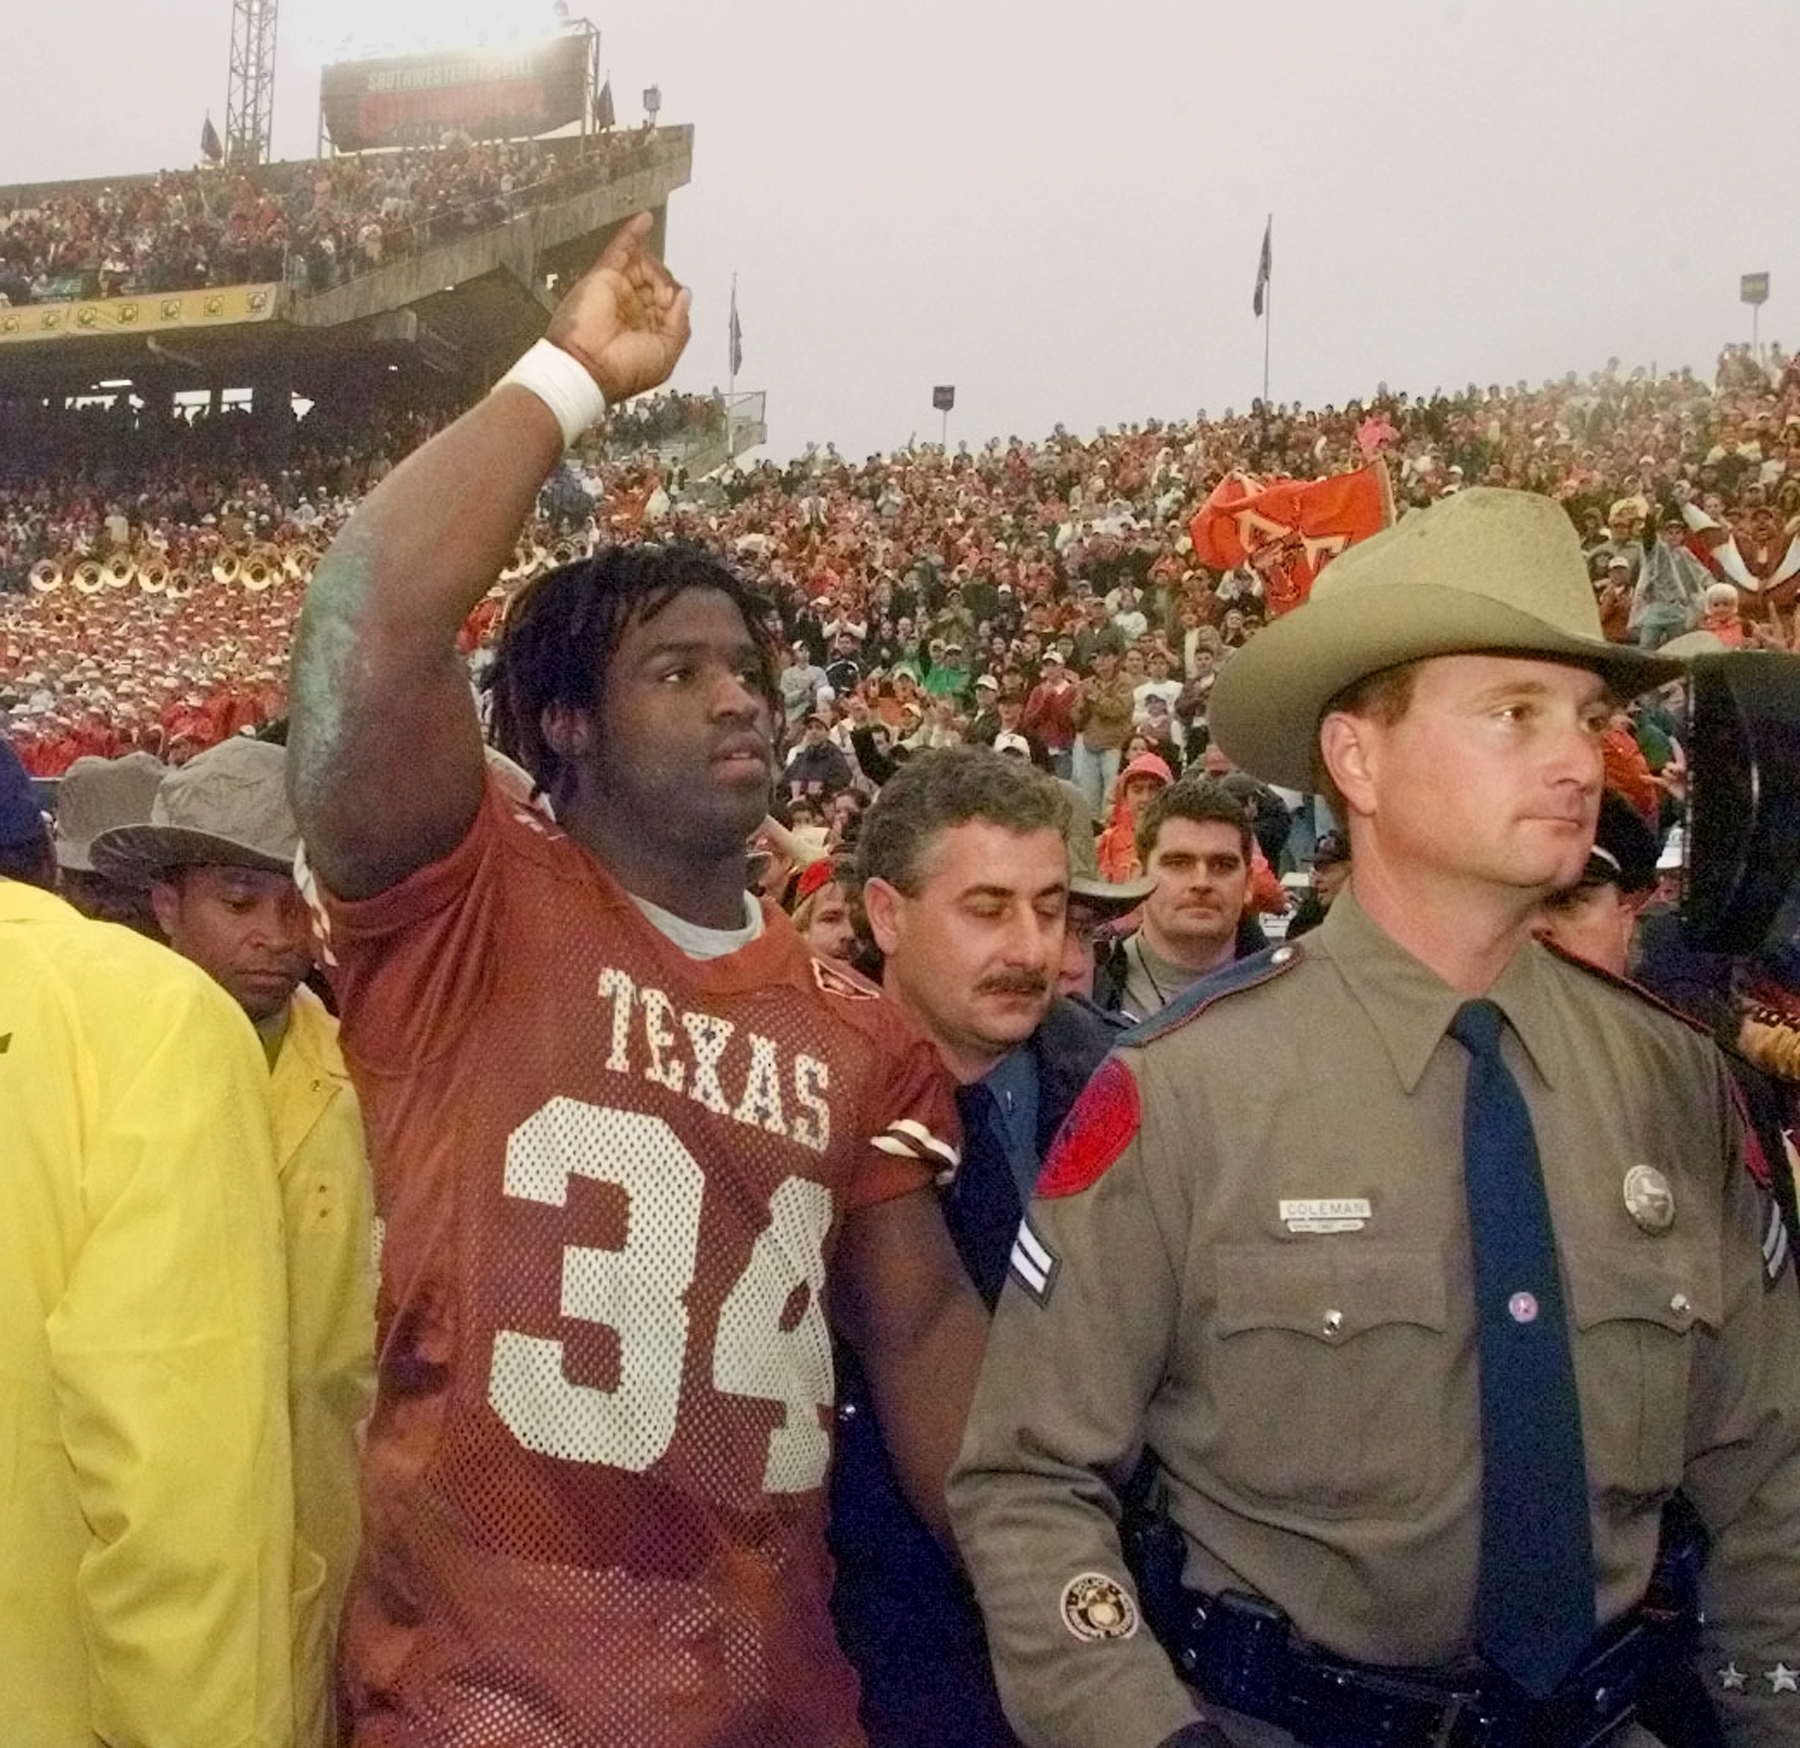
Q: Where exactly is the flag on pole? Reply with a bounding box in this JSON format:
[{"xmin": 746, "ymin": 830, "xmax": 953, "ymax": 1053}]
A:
[
  {"xmin": 729, "ymin": 285, "xmax": 743, "ymax": 377},
  {"xmin": 200, "ymin": 114, "xmax": 224, "ymax": 164},
  {"xmin": 596, "ymin": 78, "xmax": 616, "ymax": 130},
  {"xmin": 1252, "ymin": 218, "xmax": 1272, "ymax": 317}
]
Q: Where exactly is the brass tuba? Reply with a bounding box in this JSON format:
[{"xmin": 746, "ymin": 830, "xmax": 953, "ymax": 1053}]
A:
[
  {"xmin": 138, "ymin": 558, "xmax": 171, "ymax": 594},
  {"xmin": 166, "ymin": 568, "xmax": 196, "ymax": 599},
  {"xmin": 73, "ymin": 558, "xmax": 105, "ymax": 595},
  {"xmin": 103, "ymin": 552, "xmax": 136, "ymax": 590},
  {"xmin": 28, "ymin": 558, "xmax": 63, "ymax": 593},
  {"xmin": 240, "ymin": 546, "xmax": 279, "ymax": 592},
  {"xmin": 212, "ymin": 553, "xmax": 241, "ymax": 588}
]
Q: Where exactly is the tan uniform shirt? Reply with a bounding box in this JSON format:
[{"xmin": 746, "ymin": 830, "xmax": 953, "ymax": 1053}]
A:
[{"xmin": 950, "ymin": 892, "xmax": 1800, "ymax": 1748}]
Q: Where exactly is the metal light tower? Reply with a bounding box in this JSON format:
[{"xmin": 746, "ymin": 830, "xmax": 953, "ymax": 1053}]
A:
[{"xmin": 225, "ymin": 0, "xmax": 279, "ymax": 167}]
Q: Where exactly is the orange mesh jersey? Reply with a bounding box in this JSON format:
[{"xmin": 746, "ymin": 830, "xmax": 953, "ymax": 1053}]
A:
[{"xmin": 317, "ymin": 779, "xmax": 957, "ymax": 1747}]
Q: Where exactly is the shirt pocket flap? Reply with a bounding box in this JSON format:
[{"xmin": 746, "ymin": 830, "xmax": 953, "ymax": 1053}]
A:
[
  {"xmin": 1214, "ymin": 1243, "xmax": 1448, "ymax": 1344},
  {"xmin": 1568, "ymin": 1244, "xmax": 1721, "ymax": 1336}
]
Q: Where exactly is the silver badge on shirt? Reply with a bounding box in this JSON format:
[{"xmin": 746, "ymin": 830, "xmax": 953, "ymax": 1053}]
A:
[{"xmin": 1622, "ymin": 1165, "xmax": 1675, "ymax": 1234}]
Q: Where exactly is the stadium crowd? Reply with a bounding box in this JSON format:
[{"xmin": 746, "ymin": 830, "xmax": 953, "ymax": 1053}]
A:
[
  {"xmin": 7, "ymin": 214, "xmax": 1800, "ymax": 1748},
  {"xmin": 4, "ymin": 335, "xmax": 1798, "ymax": 779},
  {"xmin": 0, "ymin": 128, "xmax": 669, "ymax": 308}
]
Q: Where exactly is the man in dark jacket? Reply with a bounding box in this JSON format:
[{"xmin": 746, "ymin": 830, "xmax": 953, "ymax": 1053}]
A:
[
  {"xmin": 782, "ymin": 710, "xmax": 853, "ymax": 802},
  {"xmin": 830, "ymin": 748, "xmax": 1125, "ymax": 1748}
]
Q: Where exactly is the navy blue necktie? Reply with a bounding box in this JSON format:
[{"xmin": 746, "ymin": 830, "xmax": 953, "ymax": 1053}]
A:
[
  {"xmin": 1450, "ymin": 998, "xmax": 1596, "ymax": 1699},
  {"xmin": 949, "ymin": 1083, "xmax": 1024, "ymax": 1307}
]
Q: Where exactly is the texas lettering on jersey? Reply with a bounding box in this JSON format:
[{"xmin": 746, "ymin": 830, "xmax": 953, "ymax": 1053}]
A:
[{"xmin": 595, "ymin": 964, "xmax": 833, "ymax": 1152}]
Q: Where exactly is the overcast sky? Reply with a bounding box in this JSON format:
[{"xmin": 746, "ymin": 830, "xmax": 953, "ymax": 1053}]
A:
[{"xmin": 6, "ymin": 0, "xmax": 1797, "ymax": 457}]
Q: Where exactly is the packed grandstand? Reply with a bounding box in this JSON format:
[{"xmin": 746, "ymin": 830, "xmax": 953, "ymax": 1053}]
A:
[{"xmin": 3, "ymin": 299, "xmax": 1797, "ymax": 777}]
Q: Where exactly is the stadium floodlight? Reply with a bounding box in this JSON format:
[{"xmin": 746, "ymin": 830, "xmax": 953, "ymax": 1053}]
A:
[
  {"xmin": 225, "ymin": 0, "xmax": 279, "ymax": 167},
  {"xmin": 95, "ymin": 379, "xmax": 133, "ymax": 389},
  {"xmin": 643, "ymin": 84, "xmax": 661, "ymax": 125}
]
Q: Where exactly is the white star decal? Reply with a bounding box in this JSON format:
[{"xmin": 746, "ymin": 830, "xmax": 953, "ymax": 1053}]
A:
[
  {"xmin": 1719, "ymin": 1663, "xmax": 1748, "ymax": 1691},
  {"xmin": 1768, "ymin": 1663, "xmax": 1799, "ymax": 1694}
]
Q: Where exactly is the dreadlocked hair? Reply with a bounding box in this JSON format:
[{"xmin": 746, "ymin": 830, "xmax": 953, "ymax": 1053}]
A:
[{"xmin": 488, "ymin": 542, "xmax": 781, "ymax": 809}]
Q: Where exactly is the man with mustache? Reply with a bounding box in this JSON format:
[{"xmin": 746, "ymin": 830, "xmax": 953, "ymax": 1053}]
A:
[
  {"xmin": 286, "ymin": 216, "xmax": 983, "ymax": 1748},
  {"xmin": 832, "ymin": 746, "xmax": 1124, "ymax": 1747}
]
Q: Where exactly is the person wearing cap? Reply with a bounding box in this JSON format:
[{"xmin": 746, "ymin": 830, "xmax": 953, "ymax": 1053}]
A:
[
  {"xmin": 824, "ymin": 627, "xmax": 866, "ymax": 700},
  {"xmin": 1133, "ymin": 647, "xmax": 1185, "ymax": 737},
  {"xmin": 834, "ymin": 748, "xmax": 1123, "ymax": 1748},
  {"xmin": 951, "ymin": 488, "xmax": 1800, "ymax": 1747},
  {"xmin": 1022, "ymin": 648, "xmax": 1080, "ymax": 778},
  {"xmin": 997, "ymin": 729, "xmax": 1104, "ymax": 889},
  {"xmin": 926, "ymin": 637, "xmax": 974, "ymax": 703},
  {"xmin": 91, "ymin": 736, "xmax": 375, "ymax": 1748},
  {"xmin": 1534, "ymin": 790, "xmax": 1662, "ymax": 976},
  {"xmin": 2, "ymin": 737, "xmax": 296, "ymax": 1746},
  {"xmin": 779, "ymin": 637, "xmax": 828, "ymax": 726},
  {"xmin": 51, "ymin": 749, "xmax": 167, "ymax": 934},
  {"xmin": 1063, "ymin": 870, "xmax": 1157, "ymax": 1006},
  {"xmin": 1095, "ymin": 751, "xmax": 1174, "ymax": 883},
  {"xmin": 1282, "ymin": 827, "xmax": 1351, "ymax": 941},
  {"xmin": 966, "ymin": 671, "xmax": 1006, "ymax": 745},
  {"xmin": 787, "ymin": 855, "xmax": 858, "ymax": 965},
  {"xmin": 782, "ymin": 707, "xmax": 854, "ymax": 802}
]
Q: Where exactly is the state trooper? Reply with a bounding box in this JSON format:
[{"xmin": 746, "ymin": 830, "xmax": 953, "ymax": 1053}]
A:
[{"xmin": 949, "ymin": 488, "xmax": 1800, "ymax": 1748}]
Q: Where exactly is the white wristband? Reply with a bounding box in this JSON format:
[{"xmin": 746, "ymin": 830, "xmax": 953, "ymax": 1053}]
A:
[{"xmin": 496, "ymin": 338, "xmax": 608, "ymax": 448}]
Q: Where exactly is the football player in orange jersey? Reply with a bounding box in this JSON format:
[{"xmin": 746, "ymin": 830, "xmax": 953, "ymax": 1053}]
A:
[{"xmin": 289, "ymin": 215, "xmax": 985, "ymax": 1748}]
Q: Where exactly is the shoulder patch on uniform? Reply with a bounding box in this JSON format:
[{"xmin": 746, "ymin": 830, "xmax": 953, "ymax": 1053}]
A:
[
  {"xmin": 1537, "ymin": 935, "xmax": 1712, "ymax": 1038},
  {"xmin": 1122, "ymin": 940, "xmax": 1304, "ymax": 1048},
  {"xmin": 1061, "ymin": 1572, "xmax": 1140, "ymax": 1642},
  {"xmin": 813, "ymin": 958, "xmax": 881, "ymax": 1000},
  {"xmin": 1036, "ymin": 1057, "xmax": 1141, "ymax": 1199}
]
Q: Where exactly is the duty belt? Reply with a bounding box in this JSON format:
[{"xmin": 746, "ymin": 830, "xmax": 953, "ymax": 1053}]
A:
[{"xmin": 1168, "ymin": 1588, "xmax": 1673, "ymax": 1748}]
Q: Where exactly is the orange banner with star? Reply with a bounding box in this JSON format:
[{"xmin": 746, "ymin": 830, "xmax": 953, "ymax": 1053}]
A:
[{"xmin": 1188, "ymin": 462, "xmax": 1393, "ymax": 616}]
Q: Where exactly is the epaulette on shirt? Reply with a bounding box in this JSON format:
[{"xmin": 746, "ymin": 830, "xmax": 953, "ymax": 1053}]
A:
[
  {"xmin": 1536, "ymin": 933, "xmax": 1715, "ymax": 1040},
  {"xmin": 1120, "ymin": 939, "xmax": 1305, "ymax": 1049}
]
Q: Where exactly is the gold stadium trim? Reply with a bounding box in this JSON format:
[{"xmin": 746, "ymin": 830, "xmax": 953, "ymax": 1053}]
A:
[{"xmin": 0, "ymin": 283, "xmax": 281, "ymax": 346}]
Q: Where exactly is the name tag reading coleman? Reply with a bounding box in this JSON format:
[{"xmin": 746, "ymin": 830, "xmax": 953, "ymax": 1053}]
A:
[{"xmin": 1279, "ymin": 1197, "xmax": 1372, "ymax": 1234}]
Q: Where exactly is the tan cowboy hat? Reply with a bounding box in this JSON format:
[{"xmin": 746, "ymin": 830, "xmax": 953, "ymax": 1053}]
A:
[
  {"xmin": 1658, "ymin": 630, "xmax": 1731, "ymax": 660},
  {"xmin": 1209, "ymin": 488, "xmax": 1684, "ymax": 790},
  {"xmin": 52, "ymin": 751, "xmax": 166, "ymax": 872},
  {"xmin": 90, "ymin": 737, "xmax": 298, "ymax": 886},
  {"xmin": 1067, "ymin": 872, "xmax": 1156, "ymax": 915}
]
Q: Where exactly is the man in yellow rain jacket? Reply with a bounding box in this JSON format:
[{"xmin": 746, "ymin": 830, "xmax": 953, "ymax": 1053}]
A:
[{"xmin": 94, "ymin": 735, "xmax": 376, "ymax": 1747}]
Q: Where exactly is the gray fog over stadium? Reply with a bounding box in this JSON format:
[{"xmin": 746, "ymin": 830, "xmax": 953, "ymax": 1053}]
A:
[{"xmin": 5, "ymin": 0, "xmax": 1796, "ymax": 458}]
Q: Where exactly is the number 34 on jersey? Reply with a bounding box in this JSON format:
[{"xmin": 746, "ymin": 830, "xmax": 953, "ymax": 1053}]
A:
[{"xmin": 486, "ymin": 1097, "xmax": 837, "ymax": 1495}]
